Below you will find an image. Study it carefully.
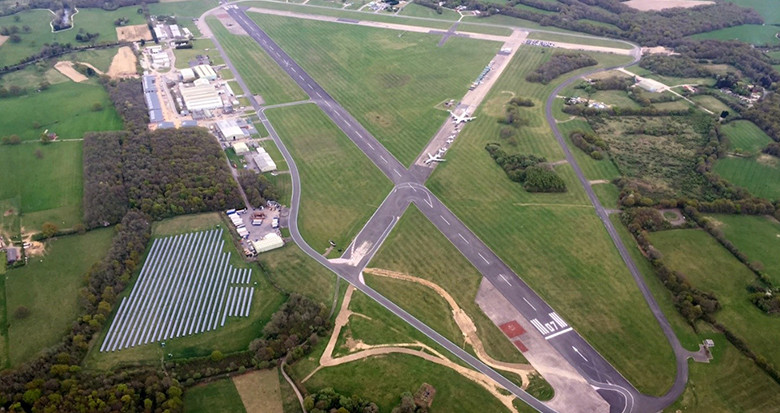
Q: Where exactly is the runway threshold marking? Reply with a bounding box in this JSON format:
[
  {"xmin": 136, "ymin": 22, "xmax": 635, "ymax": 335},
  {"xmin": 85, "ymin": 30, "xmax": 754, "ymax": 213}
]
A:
[
  {"xmin": 478, "ymin": 252, "xmax": 490, "ymax": 264},
  {"xmin": 440, "ymin": 215, "xmax": 450, "ymax": 225},
  {"xmin": 458, "ymin": 233, "xmax": 469, "ymax": 244},
  {"xmin": 549, "ymin": 312, "xmax": 568, "ymax": 328},
  {"xmin": 522, "ymin": 297, "xmax": 537, "ymax": 311}
]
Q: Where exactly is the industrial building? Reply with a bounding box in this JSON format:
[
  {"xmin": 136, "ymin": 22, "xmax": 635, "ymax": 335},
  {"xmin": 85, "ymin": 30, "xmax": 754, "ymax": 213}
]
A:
[
  {"xmin": 217, "ymin": 119, "xmax": 244, "ymax": 140},
  {"xmin": 170, "ymin": 24, "xmax": 182, "ymax": 38},
  {"xmin": 180, "ymin": 84, "xmax": 223, "ymax": 111},
  {"xmin": 180, "ymin": 67, "xmax": 196, "ymax": 82},
  {"xmin": 193, "ymin": 64, "xmax": 217, "ymax": 81},
  {"xmin": 251, "ymin": 148, "xmax": 277, "ymax": 172},
  {"xmin": 252, "ymin": 233, "xmax": 284, "ymax": 253},
  {"xmin": 232, "ymin": 142, "xmax": 249, "ymax": 155},
  {"xmin": 181, "ymin": 120, "xmax": 198, "ymax": 127},
  {"xmin": 142, "ymin": 75, "xmax": 164, "ymax": 123}
]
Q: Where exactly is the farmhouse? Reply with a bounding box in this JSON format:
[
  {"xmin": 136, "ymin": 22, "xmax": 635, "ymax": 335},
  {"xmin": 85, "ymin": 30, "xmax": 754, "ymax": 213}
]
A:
[
  {"xmin": 232, "ymin": 142, "xmax": 250, "ymax": 154},
  {"xmin": 252, "ymin": 233, "xmax": 284, "ymax": 253},
  {"xmin": 217, "ymin": 119, "xmax": 245, "ymax": 140},
  {"xmin": 180, "ymin": 84, "xmax": 223, "ymax": 111},
  {"xmin": 251, "ymin": 148, "xmax": 277, "ymax": 172}
]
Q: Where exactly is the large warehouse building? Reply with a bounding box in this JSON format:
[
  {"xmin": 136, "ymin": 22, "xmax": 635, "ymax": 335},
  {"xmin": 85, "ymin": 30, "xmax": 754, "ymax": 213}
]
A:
[
  {"xmin": 180, "ymin": 84, "xmax": 223, "ymax": 111},
  {"xmin": 251, "ymin": 147, "xmax": 277, "ymax": 172},
  {"xmin": 193, "ymin": 64, "xmax": 217, "ymax": 81},
  {"xmin": 142, "ymin": 75, "xmax": 164, "ymax": 123},
  {"xmin": 217, "ymin": 119, "xmax": 244, "ymax": 140}
]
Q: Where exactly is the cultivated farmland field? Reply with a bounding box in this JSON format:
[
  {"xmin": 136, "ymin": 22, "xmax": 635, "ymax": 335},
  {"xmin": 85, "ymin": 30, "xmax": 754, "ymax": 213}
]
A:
[
  {"xmin": 265, "ymin": 103, "xmax": 391, "ymax": 256},
  {"xmin": 721, "ymin": 120, "xmax": 773, "ymax": 155},
  {"xmin": 0, "ymin": 141, "xmax": 83, "ymax": 232},
  {"xmin": 427, "ymin": 47, "xmax": 677, "ymax": 395},
  {"xmin": 648, "ymin": 229, "xmax": 780, "ymax": 370},
  {"xmin": 0, "ymin": 81, "xmax": 122, "ymax": 141},
  {"xmin": 247, "ymin": 13, "xmax": 499, "ymax": 165},
  {"xmin": 4, "ymin": 229, "xmax": 113, "ymax": 366},
  {"xmin": 714, "ymin": 156, "xmax": 780, "ymax": 201},
  {"xmin": 207, "ymin": 16, "xmax": 307, "ymax": 105},
  {"xmin": 705, "ymin": 214, "xmax": 780, "ymax": 285},
  {"xmin": 367, "ymin": 205, "xmax": 528, "ymax": 365}
]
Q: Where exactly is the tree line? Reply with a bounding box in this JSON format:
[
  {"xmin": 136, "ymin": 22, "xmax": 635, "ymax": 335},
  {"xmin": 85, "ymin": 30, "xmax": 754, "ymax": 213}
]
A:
[
  {"xmin": 83, "ymin": 128, "xmax": 244, "ymax": 227},
  {"xmin": 238, "ymin": 170, "xmax": 280, "ymax": 207},
  {"xmin": 485, "ymin": 143, "xmax": 567, "ymax": 192},
  {"xmin": 525, "ymin": 52, "xmax": 597, "ymax": 84},
  {"xmin": 0, "ymin": 0, "xmax": 155, "ymax": 17}
]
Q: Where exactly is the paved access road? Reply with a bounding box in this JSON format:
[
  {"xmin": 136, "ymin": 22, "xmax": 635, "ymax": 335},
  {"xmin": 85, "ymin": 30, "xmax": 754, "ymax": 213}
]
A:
[{"xmin": 217, "ymin": 5, "xmax": 689, "ymax": 412}]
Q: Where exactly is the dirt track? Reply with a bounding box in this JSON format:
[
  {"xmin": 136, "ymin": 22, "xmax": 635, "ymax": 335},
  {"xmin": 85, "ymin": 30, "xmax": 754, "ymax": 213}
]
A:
[
  {"xmin": 54, "ymin": 61, "xmax": 88, "ymax": 82},
  {"xmin": 308, "ymin": 284, "xmax": 526, "ymax": 413}
]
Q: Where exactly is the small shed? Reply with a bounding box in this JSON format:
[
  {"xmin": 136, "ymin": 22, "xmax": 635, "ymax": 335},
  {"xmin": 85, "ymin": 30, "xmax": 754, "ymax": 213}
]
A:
[{"xmin": 252, "ymin": 233, "xmax": 284, "ymax": 253}]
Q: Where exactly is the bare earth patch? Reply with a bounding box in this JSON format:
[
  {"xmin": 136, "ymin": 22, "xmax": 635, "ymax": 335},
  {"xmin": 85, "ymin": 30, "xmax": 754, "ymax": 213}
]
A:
[
  {"xmin": 233, "ymin": 370, "xmax": 283, "ymax": 413},
  {"xmin": 107, "ymin": 46, "xmax": 138, "ymax": 79},
  {"xmin": 624, "ymin": 0, "xmax": 713, "ymax": 11},
  {"xmin": 0, "ymin": 35, "xmax": 8, "ymax": 47},
  {"xmin": 116, "ymin": 24, "xmax": 153, "ymax": 42},
  {"xmin": 54, "ymin": 61, "xmax": 88, "ymax": 83}
]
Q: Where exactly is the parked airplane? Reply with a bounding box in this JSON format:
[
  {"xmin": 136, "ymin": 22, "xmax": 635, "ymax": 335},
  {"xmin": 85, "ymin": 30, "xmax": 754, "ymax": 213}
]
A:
[
  {"xmin": 448, "ymin": 110, "xmax": 476, "ymax": 124},
  {"xmin": 425, "ymin": 153, "xmax": 446, "ymax": 164}
]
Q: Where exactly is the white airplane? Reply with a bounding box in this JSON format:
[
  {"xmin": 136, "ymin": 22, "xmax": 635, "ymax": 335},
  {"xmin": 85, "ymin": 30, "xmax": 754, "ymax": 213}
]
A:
[
  {"xmin": 446, "ymin": 138, "xmax": 454, "ymax": 144},
  {"xmin": 425, "ymin": 153, "xmax": 446, "ymax": 165},
  {"xmin": 448, "ymin": 110, "xmax": 476, "ymax": 124}
]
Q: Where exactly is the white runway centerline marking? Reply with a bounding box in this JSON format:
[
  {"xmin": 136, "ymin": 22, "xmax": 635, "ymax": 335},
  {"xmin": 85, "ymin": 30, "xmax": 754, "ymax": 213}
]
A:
[
  {"xmin": 499, "ymin": 273, "xmax": 511, "ymax": 285},
  {"xmin": 458, "ymin": 233, "xmax": 469, "ymax": 244},
  {"xmin": 478, "ymin": 252, "xmax": 490, "ymax": 264},
  {"xmin": 523, "ymin": 297, "xmax": 537, "ymax": 311},
  {"xmin": 394, "ymin": 169, "xmax": 402, "ymax": 177},
  {"xmin": 380, "ymin": 155, "xmax": 387, "ymax": 163},
  {"xmin": 365, "ymin": 142, "xmax": 374, "ymax": 150},
  {"xmin": 440, "ymin": 215, "xmax": 450, "ymax": 225},
  {"xmin": 572, "ymin": 346, "xmax": 588, "ymax": 361}
]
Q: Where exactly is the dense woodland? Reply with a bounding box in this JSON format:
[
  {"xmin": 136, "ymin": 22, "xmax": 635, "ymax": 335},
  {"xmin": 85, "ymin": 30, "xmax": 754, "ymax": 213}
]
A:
[
  {"xmin": 83, "ymin": 128, "xmax": 244, "ymax": 227},
  {"xmin": 103, "ymin": 78, "xmax": 148, "ymax": 133},
  {"xmin": 525, "ymin": 52, "xmax": 597, "ymax": 84},
  {"xmin": 237, "ymin": 170, "xmax": 280, "ymax": 207}
]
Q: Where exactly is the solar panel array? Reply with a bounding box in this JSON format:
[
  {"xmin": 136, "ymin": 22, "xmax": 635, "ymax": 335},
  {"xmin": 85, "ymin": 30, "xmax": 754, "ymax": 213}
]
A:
[{"xmin": 100, "ymin": 229, "xmax": 255, "ymax": 352}]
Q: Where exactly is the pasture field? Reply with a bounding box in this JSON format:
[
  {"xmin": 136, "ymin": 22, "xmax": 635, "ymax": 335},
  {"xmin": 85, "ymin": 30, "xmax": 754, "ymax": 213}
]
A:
[
  {"xmin": 648, "ymin": 229, "xmax": 780, "ymax": 370},
  {"xmin": 554, "ymin": 118, "xmax": 620, "ymax": 181},
  {"xmin": 525, "ymin": 31, "xmax": 635, "ymax": 50},
  {"xmin": 592, "ymin": 182, "xmax": 619, "ymax": 208},
  {"xmin": 5, "ymin": 228, "xmax": 113, "ymax": 366},
  {"xmin": 244, "ymin": 1, "xmax": 453, "ymax": 29},
  {"xmin": 85, "ymin": 216, "xmax": 286, "ymax": 369},
  {"xmin": 257, "ymin": 243, "xmax": 338, "ymax": 306},
  {"xmin": 0, "ymin": 7, "xmax": 143, "ymax": 67},
  {"xmin": 727, "ymin": 0, "xmax": 780, "ymax": 23},
  {"xmin": 265, "ymin": 103, "xmax": 391, "ymax": 256},
  {"xmin": 0, "ymin": 81, "xmax": 122, "ymax": 141},
  {"xmin": 304, "ymin": 353, "xmax": 512, "ymax": 413},
  {"xmin": 173, "ymin": 36, "xmax": 223, "ymax": 69},
  {"xmin": 689, "ymin": 24, "xmax": 780, "ymax": 46},
  {"xmin": 705, "ymin": 214, "xmax": 780, "ymax": 285},
  {"xmin": 0, "ymin": 141, "xmax": 83, "ymax": 232},
  {"xmin": 207, "ymin": 16, "xmax": 307, "ymax": 105},
  {"xmin": 590, "ymin": 89, "xmax": 642, "ymax": 108},
  {"xmin": 65, "ymin": 47, "xmax": 120, "ymax": 73},
  {"xmin": 232, "ymin": 369, "xmax": 284, "ymax": 413},
  {"xmin": 691, "ymin": 94, "xmax": 731, "ymax": 115},
  {"xmin": 148, "ymin": 0, "xmax": 219, "ymax": 19},
  {"xmin": 184, "ymin": 378, "xmax": 246, "ymax": 413},
  {"xmin": 609, "ymin": 215, "xmax": 780, "ymax": 411},
  {"xmin": 0, "ymin": 64, "xmax": 70, "ymax": 90},
  {"xmin": 713, "ymin": 156, "xmax": 780, "ymax": 201},
  {"xmin": 721, "ymin": 120, "xmax": 773, "ymax": 155},
  {"xmin": 427, "ymin": 47, "xmax": 676, "ymax": 396},
  {"xmin": 248, "ymin": 13, "xmax": 499, "ymax": 165},
  {"xmin": 398, "ymin": 3, "xmax": 460, "ymax": 20},
  {"xmin": 366, "ymin": 205, "xmax": 527, "ymax": 364}
]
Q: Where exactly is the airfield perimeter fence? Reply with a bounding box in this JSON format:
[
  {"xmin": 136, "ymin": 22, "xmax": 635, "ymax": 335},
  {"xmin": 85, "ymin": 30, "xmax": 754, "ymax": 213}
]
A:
[{"xmin": 100, "ymin": 229, "xmax": 255, "ymax": 352}]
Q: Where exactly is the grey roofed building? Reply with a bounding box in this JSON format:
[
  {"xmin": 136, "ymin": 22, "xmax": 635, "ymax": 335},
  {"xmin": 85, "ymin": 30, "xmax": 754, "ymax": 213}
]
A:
[
  {"xmin": 158, "ymin": 122, "xmax": 175, "ymax": 129},
  {"xmin": 181, "ymin": 120, "xmax": 198, "ymax": 127},
  {"xmin": 6, "ymin": 247, "xmax": 19, "ymax": 263},
  {"xmin": 149, "ymin": 109, "xmax": 164, "ymax": 123}
]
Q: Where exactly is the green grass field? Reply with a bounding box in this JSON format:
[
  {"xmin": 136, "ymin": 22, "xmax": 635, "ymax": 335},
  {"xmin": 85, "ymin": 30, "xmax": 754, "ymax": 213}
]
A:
[
  {"xmin": 173, "ymin": 37, "xmax": 224, "ymax": 69},
  {"xmin": 691, "ymin": 94, "xmax": 731, "ymax": 115},
  {"xmin": 713, "ymin": 155, "xmax": 780, "ymax": 201},
  {"xmin": 398, "ymin": 3, "xmax": 459, "ymax": 20},
  {"xmin": 258, "ymin": 243, "xmax": 338, "ymax": 306},
  {"xmin": 85, "ymin": 214, "xmax": 286, "ymax": 369},
  {"xmin": 0, "ymin": 7, "xmax": 144, "ymax": 67},
  {"xmin": 0, "ymin": 64, "xmax": 71, "ymax": 91},
  {"xmin": 184, "ymin": 378, "xmax": 246, "ymax": 413},
  {"xmin": 0, "ymin": 81, "xmax": 122, "ymax": 141},
  {"xmin": 207, "ymin": 16, "xmax": 308, "ymax": 105},
  {"xmin": 265, "ymin": 103, "xmax": 391, "ymax": 256},
  {"xmin": 555, "ymin": 118, "xmax": 621, "ymax": 181},
  {"xmin": 5, "ymin": 228, "xmax": 113, "ymax": 366},
  {"xmin": 689, "ymin": 24, "xmax": 780, "ymax": 46},
  {"xmin": 721, "ymin": 120, "xmax": 773, "ymax": 155},
  {"xmin": 148, "ymin": 0, "xmax": 220, "ymax": 19},
  {"xmin": 727, "ymin": 0, "xmax": 780, "ymax": 23},
  {"xmin": 0, "ymin": 142, "xmax": 84, "ymax": 232},
  {"xmin": 706, "ymin": 214, "xmax": 780, "ymax": 285},
  {"xmin": 526, "ymin": 31, "xmax": 634, "ymax": 50},
  {"xmin": 247, "ymin": 13, "xmax": 499, "ymax": 165},
  {"xmin": 427, "ymin": 47, "xmax": 675, "ymax": 395},
  {"xmin": 367, "ymin": 205, "xmax": 527, "ymax": 364},
  {"xmin": 648, "ymin": 229, "xmax": 780, "ymax": 370},
  {"xmin": 65, "ymin": 47, "xmax": 120, "ymax": 73}
]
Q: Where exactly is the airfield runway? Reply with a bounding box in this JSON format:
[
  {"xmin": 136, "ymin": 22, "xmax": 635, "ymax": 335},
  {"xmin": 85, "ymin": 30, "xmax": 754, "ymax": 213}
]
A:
[{"xmin": 220, "ymin": 5, "xmax": 685, "ymax": 412}]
